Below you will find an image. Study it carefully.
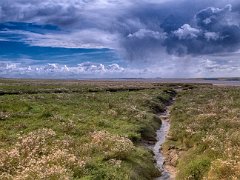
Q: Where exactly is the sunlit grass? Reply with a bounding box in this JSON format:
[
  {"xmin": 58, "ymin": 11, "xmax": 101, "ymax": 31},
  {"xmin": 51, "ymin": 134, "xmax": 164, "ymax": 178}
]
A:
[
  {"xmin": 165, "ymin": 86, "xmax": 240, "ymax": 180},
  {"xmin": 0, "ymin": 79, "xmax": 177, "ymax": 179}
]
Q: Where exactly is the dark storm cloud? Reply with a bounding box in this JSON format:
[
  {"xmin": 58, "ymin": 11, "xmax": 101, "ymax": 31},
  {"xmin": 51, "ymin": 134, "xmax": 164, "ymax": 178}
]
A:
[
  {"xmin": 195, "ymin": 4, "xmax": 240, "ymax": 47},
  {"xmin": 164, "ymin": 4, "xmax": 240, "ymax": 56},
  {"xmin": 1, "ymin": 0, "xmax": 240, "ymax": 61},
  {"xmin": 118, "ymin": 1, "xmax": 240, "ymax": 60},
  {"xmin": 195, "ymin": 4, "xmax": 232, "ymax": 30}
]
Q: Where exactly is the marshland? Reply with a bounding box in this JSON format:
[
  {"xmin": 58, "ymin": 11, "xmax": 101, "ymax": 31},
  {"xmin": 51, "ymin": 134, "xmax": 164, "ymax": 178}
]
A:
[{"xmin": 0, "ymin": 79, "xmax": 239, "ymax": 180}]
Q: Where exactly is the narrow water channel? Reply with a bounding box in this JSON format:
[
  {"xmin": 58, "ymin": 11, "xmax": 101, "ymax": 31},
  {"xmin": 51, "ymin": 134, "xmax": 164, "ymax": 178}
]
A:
[{"xmin": 153, "ymin": 102, "xmax": 174, "ymax": 180}]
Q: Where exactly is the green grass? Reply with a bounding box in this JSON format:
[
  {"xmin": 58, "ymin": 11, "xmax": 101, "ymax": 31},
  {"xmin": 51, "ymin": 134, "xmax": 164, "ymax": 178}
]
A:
[
  {"xmin": 164, "ymin": 86, "xmax": 240, "ymax": 180},
  {"xmin": 0, "ymin": 79, "xmax": 177, "ymax": 179}
]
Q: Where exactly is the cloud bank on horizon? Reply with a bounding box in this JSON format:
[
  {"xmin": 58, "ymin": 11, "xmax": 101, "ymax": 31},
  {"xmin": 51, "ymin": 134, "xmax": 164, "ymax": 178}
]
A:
[{"xmin": 1, "ymin": 0, "xmax": 240, "ymax": 78}]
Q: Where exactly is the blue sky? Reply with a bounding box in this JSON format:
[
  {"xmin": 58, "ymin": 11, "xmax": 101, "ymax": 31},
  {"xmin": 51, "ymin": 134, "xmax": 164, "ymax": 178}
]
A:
[{"xmin": 1, "ymin": 0, "xmax": 240, "ymax": 78}]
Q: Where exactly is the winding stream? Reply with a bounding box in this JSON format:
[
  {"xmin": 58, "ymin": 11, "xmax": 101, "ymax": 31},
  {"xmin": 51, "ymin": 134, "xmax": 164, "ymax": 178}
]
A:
[{"xmin": 153, "ymin": 101, "xmax": 175, "ymax": 180}]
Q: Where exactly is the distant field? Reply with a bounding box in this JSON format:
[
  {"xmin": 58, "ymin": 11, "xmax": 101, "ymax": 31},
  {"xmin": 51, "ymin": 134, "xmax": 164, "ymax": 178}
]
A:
[
  {"xmin": 164, "ymin": 86, "xmax": 240, "ymax": 180},
  {"xmin": 0, "ymin": 79, "xmax": 179, "ymax": 179}
]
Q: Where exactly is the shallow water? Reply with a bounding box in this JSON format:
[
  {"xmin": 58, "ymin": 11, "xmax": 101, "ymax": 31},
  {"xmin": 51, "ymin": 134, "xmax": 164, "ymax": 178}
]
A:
[{"xmin": 153, "ymin": 104, "xmax": 173, "ymax": 180}]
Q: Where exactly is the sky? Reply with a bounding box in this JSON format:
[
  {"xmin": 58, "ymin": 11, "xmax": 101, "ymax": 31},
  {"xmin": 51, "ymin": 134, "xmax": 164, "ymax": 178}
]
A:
[{"xmin": 1, "ymin": 0, "xmax": 240, "ymax": 78}]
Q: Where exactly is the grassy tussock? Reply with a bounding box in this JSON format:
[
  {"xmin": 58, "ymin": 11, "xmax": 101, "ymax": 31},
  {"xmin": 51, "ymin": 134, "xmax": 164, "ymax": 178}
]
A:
[
  {"xmin": 165, "ymin": 86, "xmax": 240, "ymax": 180},
  {"xmin": 0, "ymin": 128, "xmax": 86, "ymax": 179}
]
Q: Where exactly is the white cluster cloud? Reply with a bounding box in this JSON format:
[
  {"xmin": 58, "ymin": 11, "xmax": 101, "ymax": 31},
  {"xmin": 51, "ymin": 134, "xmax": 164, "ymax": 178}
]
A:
[
  {"xmin": 0, "ymin": 62, "xmax": 161, "ymax": 78},
  {"xmin": 2, "ymin": 55, "xmax": 240, "ymax": 78},
  {"xmin": 0, "ymin": 62, "xmax": 126, "ymax": 78},
  {"xmin": 173, "ymin": 24, "xmax": 201, "ymax": 40}
]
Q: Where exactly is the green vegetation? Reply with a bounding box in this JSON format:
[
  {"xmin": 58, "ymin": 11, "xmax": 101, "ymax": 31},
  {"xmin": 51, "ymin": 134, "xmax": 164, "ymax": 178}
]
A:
[
  {"xmin": 0, "ymin": 79, "xmax": 176, "ymax": 179},
  {"xmin": 164, "ymin": 86, "xmax": 240, "ymax": 180},
  {"xmin": 2, "ymin": 79, "xmax": 239, "ymax": 180}
]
